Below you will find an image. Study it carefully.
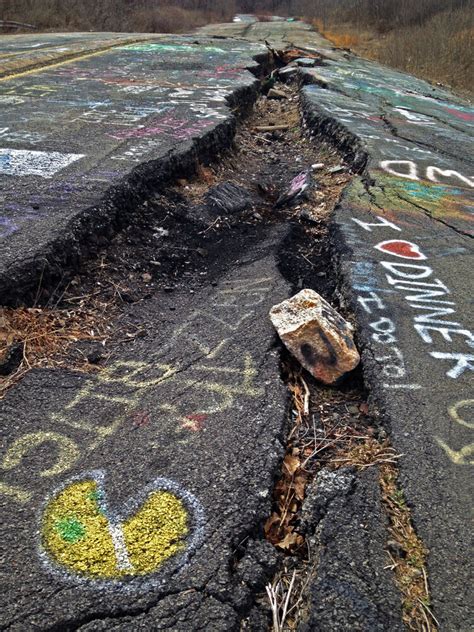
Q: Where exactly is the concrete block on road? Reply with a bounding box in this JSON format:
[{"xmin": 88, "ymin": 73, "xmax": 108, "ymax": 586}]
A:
[{"xmin": 270, "ymin": 289, "xmax": 360, "ymax": 384}]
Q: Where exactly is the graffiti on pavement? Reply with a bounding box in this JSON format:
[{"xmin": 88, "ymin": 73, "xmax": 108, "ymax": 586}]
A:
[
  {"xmin": 348, "ymin": 213, "xmax": 473, "ymax": 464},
  {"xmin": 380, "ymin": 160, "xmax": 474, "ymax": 188},
  {"xmin": 40, "ymin": 471, "xmax": 205, "ymax": 584},
  {"xmin": 0, "ymin": 148, "xmax": 84, "ymax": 178},
  {"xmin": 0, "ymin": 276, "xmax": 274, "ymax": 503}
]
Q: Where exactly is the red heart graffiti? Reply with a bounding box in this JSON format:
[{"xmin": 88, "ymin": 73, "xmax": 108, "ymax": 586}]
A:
[{"xmin": 375, "ymin": 240, "xmax": 426, "ymax": 260}]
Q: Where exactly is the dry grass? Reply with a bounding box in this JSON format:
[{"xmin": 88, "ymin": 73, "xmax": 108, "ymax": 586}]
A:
[
  {"xmin": 0, "ymin": 0, "xmax": 234, "ymax": 33},
  {"xmin": 263, "ymin": 340, "xmax": 396, "ymax": 556},
  {"xmin": 0, "ymin": 297, "xmax": 114, "ymax": 398},
  {"xmin": 312, "ymin": 6, "xmax": 473, "ymax": 94},
  {"xmin": 126, "ymin": 6, "xmax": 216, "ymax": 34},
  {"xmin": 264, "ymin": 364, "xmax": 437, "ymax": 631},
  {"xmin": 312, "ymin": 20, "xmax": 361, "ymax": 49},
  {"xmin": 264, "ymin": 371, "xmax": 310, "ymax": 556},
  {"xmin": 380, "ymin": 464, "xmax": 438, "ymax": 631},
  {"xmin": 377, "ymin": 8, "xmax": 473, "ymax": 93},
  {"xmin": 266, "ymin": 564, "xmax": 315, "ymax": 632}
]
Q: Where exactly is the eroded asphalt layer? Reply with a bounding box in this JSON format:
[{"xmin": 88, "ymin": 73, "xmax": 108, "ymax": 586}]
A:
[
  {"xmin": 1, "ymin": 20, "xmax": 473, "ymax": 631},
  {"xmin": 1, "ymin": 230, "xmax": 292, "ymax": 629},
  {"xmin": 0, "ymin": 34, "xmax": 266, "ymax": 303}
]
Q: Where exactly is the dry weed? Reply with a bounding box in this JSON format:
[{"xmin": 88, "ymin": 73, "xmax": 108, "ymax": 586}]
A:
[
  {"xmin": 265, "ymin": 362, "xmax": 437, "ymax": 631},
  {"xmin": 312, "ymin": 6, "xmax": 473, "ymax": 93},
  {"xmin": 0, "ymin": 298, "xmax": 114, "ymax": 398},
  {"xmin": 380, "ymin": 465, "xmax": 439, "ymax": 631},
  {"xmin": 266, "ymin": 564, "xmax": 315, "ymax": 631}
]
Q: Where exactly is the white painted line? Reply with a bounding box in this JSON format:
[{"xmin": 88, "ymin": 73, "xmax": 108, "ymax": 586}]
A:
[
  {"xmin": 0, "ymin": 148, "xmax": 84, "ymax": 178},
  {"xmin": 108, "ymin": 523, "xmax": 133, "ymax": 572}
]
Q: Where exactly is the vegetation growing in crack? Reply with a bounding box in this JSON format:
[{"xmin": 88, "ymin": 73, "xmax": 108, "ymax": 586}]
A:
[{"xmin": 264, "ymin": 359, "xmax": 437, "ymax": 631}]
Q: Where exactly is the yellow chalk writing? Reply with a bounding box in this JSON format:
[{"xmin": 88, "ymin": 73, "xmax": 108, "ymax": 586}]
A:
[
  {"xmin": 435, "ymin": 438, "xmax": 474, "ymax": 465},
  {"xmin": 98, "ymin": 361, "xmax": 177, "ymax": 388},
  {"xmin": 0, "ymin": 481, "xmax": 32, "ymax": 502},
  {"xmin": 1, "ymin": 432, "xmax": 80, "ymax": 478},
  {"xmin": 449, "ymin": 399, "xmax": 474, "ymax": 429},
  {"xmin": 123, "ymin": 491, "xmax": 188, "ymax": 575},
  {"xmin": 41, "ymin": 476, "xmax": 189, "ymax": 580}
]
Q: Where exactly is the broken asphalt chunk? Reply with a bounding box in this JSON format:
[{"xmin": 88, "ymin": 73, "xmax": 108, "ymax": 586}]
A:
[
  {"xmin": 269, "ymin": 289, "xmax": 360, "ymax": 384},
  {"xmin": 206, "ymin": 182, "xmax": 253, "ymax": 215},
  {"xmin": 267, "ymin": 88, "xmax": 288, "ymax": 100},
  {"xmin": 274, "ymin": 170, "xmax": 312, "ymax": 208},
  {"xmin": 278, "ymin": 65, "xmax": 299, "ymax": 79},
  {"xmin": 295, "ymin": 57, "xmax": 318, "ymax": 67}
]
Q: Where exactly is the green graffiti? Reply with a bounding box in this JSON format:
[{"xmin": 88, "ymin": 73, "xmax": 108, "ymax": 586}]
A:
[
  {"xmin": 345, "ymin": 174, "xmax": 472, "ymax": 228},
  {"xmin": 87, "ymin": 489, "xmax": 105, "ymax": 514},
  {"xmin": 55, "ymin": 516, "xmax": 86, "ymax": 543}
]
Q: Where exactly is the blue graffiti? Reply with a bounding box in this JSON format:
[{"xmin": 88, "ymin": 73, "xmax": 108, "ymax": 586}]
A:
[{"xmin": 0, "ymin": 216, "xmax": 18, "ymax": 238}]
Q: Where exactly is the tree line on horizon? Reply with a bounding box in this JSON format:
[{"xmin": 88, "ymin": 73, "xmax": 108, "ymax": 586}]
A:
[
  {"xmin": 1, "ymin": 0, "xmax": 471, "ymax": 33},
  {"xmin": 1, "ymin": 0, "xmax": 472, "ymax": 92}
]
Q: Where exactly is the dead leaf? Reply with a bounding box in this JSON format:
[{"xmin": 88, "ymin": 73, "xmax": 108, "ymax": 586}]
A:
[
  {"xmin": 283, "ymin": 454, "xmax": 300, "ymax": 476},
  {"xmin": 276, "ymin": 530, "xmax": 304, "ymax": 551},
  {"xmin": 293, "ymin": 474, "xmax": 307, "ymax": 501},
  {"xmin": 197, "ymin": 164, "xmax": 215, "ymax": 185},
  {"xmin": 264, "ymin": 512, "xmax": 280, "ymax": 536}
]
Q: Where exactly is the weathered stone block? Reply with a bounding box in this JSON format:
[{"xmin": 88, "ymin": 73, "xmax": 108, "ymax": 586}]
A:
[{"xmin": 269, "ymin": 289, "xmax": 360, "ymax": 384}]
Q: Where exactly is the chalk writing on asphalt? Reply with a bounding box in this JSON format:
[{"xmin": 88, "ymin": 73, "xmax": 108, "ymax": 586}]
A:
[
  {"xmin": 0, "ymin": 148, "xmax": 84, "ymax": 178},
  {"xmin": 380, "ymin": 160, "xmax": 474, "ymax": 188},
  {"xmin": 0, "ymin": 276, "xmax": 274, "ymax": 503},
  {"xmin": 349, "ymin": 214, "xmax": 473, "ymax": 465},
  {"xmin": 353, "ymin": 214, "xmax": 474, "ymax": 379},
  {"xmin": 435, "ymin": 400, "xmax": 473, "ymax": 466}
]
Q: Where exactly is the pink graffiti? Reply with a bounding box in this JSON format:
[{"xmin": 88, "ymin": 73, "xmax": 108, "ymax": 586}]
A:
[
  {"xmin": 443, "ymin": 107, "xmax": 474, "ymax": 122},
  {"xmin": 198, "ymin": 65, "xmax": 243, "ymax": 80},
  {"xmin": 131, "ymin": 410, "xmax": 151, "ymax": 428},
  {"xmin": 288, "ymin": 171, "xmax": 310, "ymax": 196},
  {"xmin": 182, "ymin": 414, "xmax": 207, "ymax": 432}
]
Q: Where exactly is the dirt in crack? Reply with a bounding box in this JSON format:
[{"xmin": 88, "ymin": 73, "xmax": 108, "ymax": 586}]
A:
[
  {"xmin": 0, "ymin": 78, "xmax": 347, "ymax": 397},
  {"xmin": 261, "ymin": 355, "xmax": 437, "ymax": 631}
]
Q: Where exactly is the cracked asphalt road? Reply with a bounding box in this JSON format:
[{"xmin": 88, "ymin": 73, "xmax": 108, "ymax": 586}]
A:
[
  {"xmin": 0, "ymin": 33, "xmax": 266, "ymax": 304},
  {"xmin": 0, "ymin": 32, "xmax": 158, "ymax": 78},
  {"xmin": 1, "ymin": 18, "xmax": 473, "ymax": 631},
  {"xmin": 1, "ymin": 227, "xmax": 290, "ymax": 630},
  {"xmin": 298, "ymin": 48, "xmax": 474, "ymax": 632}
]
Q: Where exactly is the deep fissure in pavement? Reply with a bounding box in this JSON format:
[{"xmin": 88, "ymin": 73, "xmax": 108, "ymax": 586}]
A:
[{"xmin": 1, "ymin": 65, "xmax": 435, "ymax": 631}]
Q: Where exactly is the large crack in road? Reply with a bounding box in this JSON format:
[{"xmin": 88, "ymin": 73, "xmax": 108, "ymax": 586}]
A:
[
  {"xmin": 1, "ymin": 19, "xmax": 473, "ymax": 632},
  {"xmin": 0, "ymin": 67, "xmax": 369, "ymax": 630}
]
